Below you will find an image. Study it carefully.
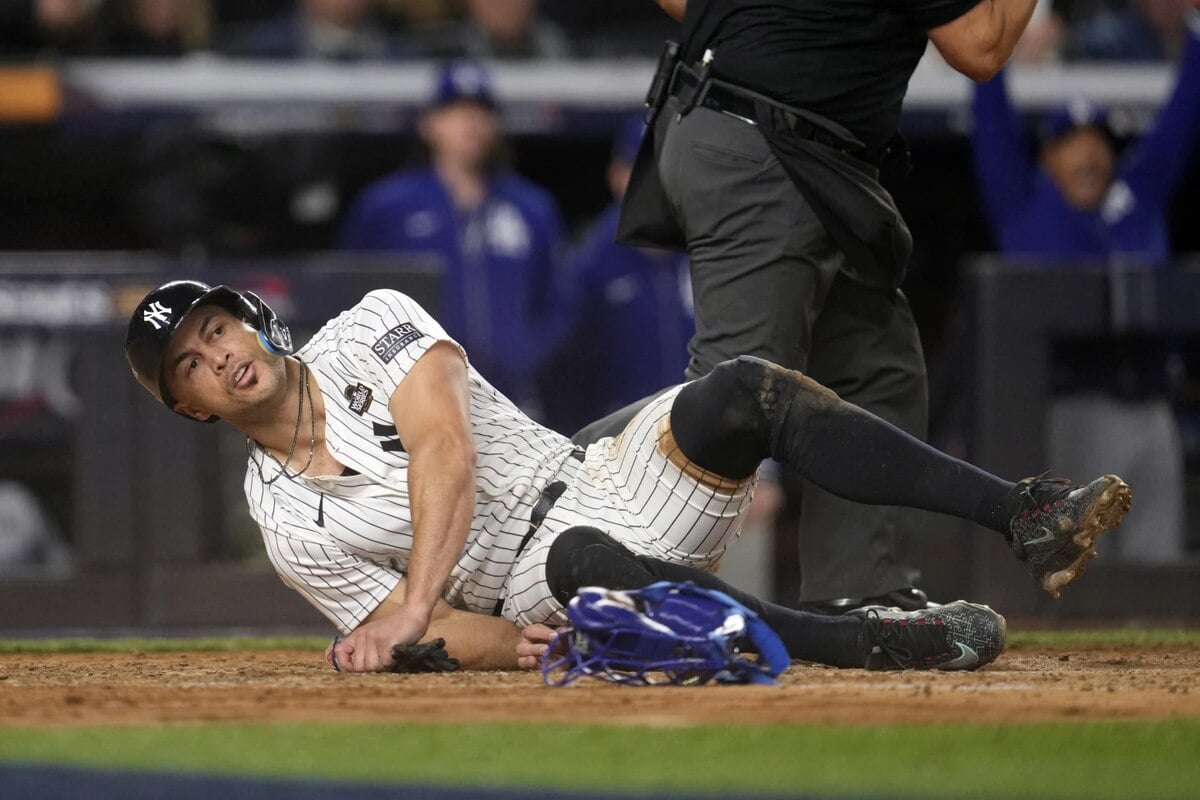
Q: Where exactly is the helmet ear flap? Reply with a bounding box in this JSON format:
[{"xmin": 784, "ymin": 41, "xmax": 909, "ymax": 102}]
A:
[{"xmin": 242, "ymin": 291, "xmax": 293, "ymax": 356}]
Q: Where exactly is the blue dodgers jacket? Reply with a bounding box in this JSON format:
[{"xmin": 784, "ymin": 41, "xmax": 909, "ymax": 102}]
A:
[
  {"xmin": 337, "ymin": 168, "xmax": 565, "ymax": 411},
  {"xmin": 971, "ymin": 28, "xmax": 1200, "ymax": 266},
  {"xmin": 546, "ymin": 203, "xmax": 694, "ymax": 434}
]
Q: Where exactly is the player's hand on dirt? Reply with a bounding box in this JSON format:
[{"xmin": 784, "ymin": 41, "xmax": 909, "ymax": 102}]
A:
[
  {"xmin": 330, "ymin": 621, "xmax": 393, "ymax": 672},
  {"xmin": 332, "ymin": 609, "xmax": 431, "ymax": 672},
  {"xmin": 383, "ymin": 607, "xmax": 432, "ymax": 650},
  {"xmin": 516, "ymin": 623, "xmax": 559, "ymax": 670}
]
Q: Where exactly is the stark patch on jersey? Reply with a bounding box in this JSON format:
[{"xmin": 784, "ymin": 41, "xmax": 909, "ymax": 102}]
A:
[
  {"xmin": 371, "ymin": 322, "xmax": 423, "ymax": 364},
  {"xmin": 344, "ymin": 382, "xmax": 373, "ymax": 415}
]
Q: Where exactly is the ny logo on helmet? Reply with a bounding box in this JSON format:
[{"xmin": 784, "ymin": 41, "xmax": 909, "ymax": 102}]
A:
[{"xmin": 143, "ymin": 301, "xmax": 173, "ymax": 330}]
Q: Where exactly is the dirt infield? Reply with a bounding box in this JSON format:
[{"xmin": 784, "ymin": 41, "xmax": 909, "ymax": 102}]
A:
[{"xmin": 2, "ymin": 643, "xmax": 1198, "ymax": 729}]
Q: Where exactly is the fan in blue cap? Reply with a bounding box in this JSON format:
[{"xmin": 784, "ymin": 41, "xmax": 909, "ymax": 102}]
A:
[
  {"xmin": 337, "ymin": 56, "xmax": 566, "ymax": 415},
  {"xmin": 541, "ymin": 581, "xmax": 790, "ymax": 687},
  {"xmin": 428, "ymin": 59, "xmax": 497, "ymax": 111},
  {"xmin": 1037, "ymin": 95, "xmax": 1110, "ymax": 146}
]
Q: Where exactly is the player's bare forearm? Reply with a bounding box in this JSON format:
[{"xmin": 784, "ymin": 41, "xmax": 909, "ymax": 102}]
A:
[
  {"xmin": 403, "ymin": 437, "xmax": 475, "ymax": 621},
  {"xmin": 929, "ymin": 0, "xmax": 1037, "ymax": 81},
  {"xmin": 390, "ymin": 342, "xmax": 477, "ymax": 631},
  {"xmin": 654, "ymin": 0, "xmax": 686, "ymax": 22}
]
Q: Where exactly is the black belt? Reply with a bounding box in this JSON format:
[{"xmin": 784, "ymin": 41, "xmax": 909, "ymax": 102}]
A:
[
  {"xmin": 669, "ymin": 68, "xmax": 880, "ymax": 167},
  {"xmin": 492, "ymin": 447, "xmax": 585, "ymax": 616}
]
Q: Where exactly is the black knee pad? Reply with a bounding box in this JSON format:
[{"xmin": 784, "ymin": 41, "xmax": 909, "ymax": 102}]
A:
[
  {"xmin": 671, "ymin": 355, "xmax": 840, "ymax": 476},
  {"xmin": 670, "ymin": 355, "xmax": 785, "ymax": 477},
  {"xmin": 544, "ymin": 526, "xmax": 655, "ymax": 605}
]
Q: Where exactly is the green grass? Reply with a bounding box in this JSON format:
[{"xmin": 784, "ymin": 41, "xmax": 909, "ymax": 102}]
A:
[
  {"xmin": 2, "ymin": 627, "xmax": 1197, "ymax": 654},
  {"xmin": 2, "ymin": 629, "xmax": 1197, "ymax": 797},
  {"xmin": 1, "ymin": 719, "xmax": 1198, "ymax": 799}
]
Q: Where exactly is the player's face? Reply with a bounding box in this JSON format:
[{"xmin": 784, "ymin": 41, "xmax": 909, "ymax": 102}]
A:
[
  {"xmin": 420, "ymin": 102, "xmax": 499, "ymax": 171},
  {"xmin": 162, "ymin": 306, "xmax": 288, "ymax": 422},
  {"xmin": 1041, "ymin": 127, "xmax": 1115, "ymax": 211}
]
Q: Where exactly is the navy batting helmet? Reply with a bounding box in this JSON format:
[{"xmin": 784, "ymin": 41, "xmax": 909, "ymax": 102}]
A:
[
  {"xmin": 541, "ymin": 581, "xmax": 790, "ymax": 687},
  {"xmin": 124, "ymin": 280, "xmax": 293, "ymax": 422}
]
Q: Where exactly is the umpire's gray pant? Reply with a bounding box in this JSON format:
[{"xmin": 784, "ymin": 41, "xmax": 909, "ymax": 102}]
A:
[{"xmin": 660, "ymin": 96, "xmax": 929, "ymax": 603}]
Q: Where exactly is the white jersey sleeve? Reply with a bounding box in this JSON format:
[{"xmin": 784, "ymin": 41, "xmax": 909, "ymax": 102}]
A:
[{"xmin": 343, "ymin": 289, "xmax": 467, "ymax": 398}]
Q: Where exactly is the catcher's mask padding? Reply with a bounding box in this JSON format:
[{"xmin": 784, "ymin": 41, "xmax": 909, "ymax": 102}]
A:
[{"xmin": 541, "ymin": 580, "xmax": 790, "ymax": 687}]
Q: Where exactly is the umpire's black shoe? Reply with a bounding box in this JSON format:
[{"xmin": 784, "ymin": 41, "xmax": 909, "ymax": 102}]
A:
[
  {"xmin": 850, "ymin": 601, "xmax": 1007, "ymax": 672},
  {"xmin": 1005, "ymin": 474, "xmax": 1132, "ymax": 598},
  {"xmin": 797, "ymin": 587, "xmax": 937, "ymax": 616}
]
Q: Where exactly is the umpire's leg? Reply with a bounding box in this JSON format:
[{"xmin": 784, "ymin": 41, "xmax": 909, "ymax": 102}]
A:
[
  {"xmin": 573, "ymin": 95, "xmax": 834, "ymax": 446},
  {"xmin": 654, "ymin": 95, "xmax": 922, "ymax": 604},
  {"xmin": 658, "ymin": 96, "xmax": 839, "ymax": 377},
  {"xmin": 798, "ymin": 275, "xmax": 929, "ymax": 604}
]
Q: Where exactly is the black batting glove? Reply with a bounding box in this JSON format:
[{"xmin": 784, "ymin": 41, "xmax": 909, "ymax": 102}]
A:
[{"xmin": 390, "ymin": 637, "xmax": 460, "ymax": 673}]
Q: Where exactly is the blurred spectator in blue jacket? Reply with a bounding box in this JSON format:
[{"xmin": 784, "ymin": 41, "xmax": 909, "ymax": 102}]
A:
[
  {"xmin": 969, "ymin": 3, "xmax": 1200, "ymax": 562},
  {"xmin": 541, "ymin": 115, "xmax": 692, "ymax": 436},
  {"xmin": 973, "ymin": 4, "xmax": 1200, "ymax": 263},
  {"xmin": 96, "ymin": 0, "xmax": 212, "ymax": 57},
  {"xmin": 338, "ymin": 61, "xmax": 566, "ymax": 416},
  {"xmin": 220, "ymin": 0, "xmax": 408, "ymax": 60},
  {"xmin": 417, "ymin": 0, "xmax": 571, "ymax": 60}
]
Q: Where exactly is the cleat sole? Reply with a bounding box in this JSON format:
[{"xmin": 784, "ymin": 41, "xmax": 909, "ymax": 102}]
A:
[{"xmin": 1041, "ymin": 475, "xmax": 1132, "ymax": 598}]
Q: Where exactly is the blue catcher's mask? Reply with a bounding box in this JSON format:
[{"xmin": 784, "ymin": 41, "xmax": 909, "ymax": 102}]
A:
[{"xmin": 541, "ymin": 581, "xmax": 790, "ymax": 687}]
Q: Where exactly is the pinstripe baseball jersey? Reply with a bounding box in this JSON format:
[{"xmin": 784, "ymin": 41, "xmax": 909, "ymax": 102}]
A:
[{"xmin": 243, "ymin": 289, "xmax": 578, "ymax": 634}]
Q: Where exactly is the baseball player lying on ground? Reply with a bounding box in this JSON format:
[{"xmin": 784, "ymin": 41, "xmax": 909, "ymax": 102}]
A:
[{"xmin": 125, "ymin": 282, "xmax": 1131, "ymax": 674}]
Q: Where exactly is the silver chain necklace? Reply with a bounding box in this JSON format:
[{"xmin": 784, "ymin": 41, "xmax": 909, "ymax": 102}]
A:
[{"xmin": 250, "ymin": 360, "xmax": 316, "ymax": 485}]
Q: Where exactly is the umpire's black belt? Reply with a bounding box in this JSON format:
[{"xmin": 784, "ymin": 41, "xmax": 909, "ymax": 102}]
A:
[
  {"xmin": 669, "ymin": 67, "xmax": 880, "ymax": 167},
  {"xmin": 492, "ymin": 447, "xmax": 585, "ymax": 616}
]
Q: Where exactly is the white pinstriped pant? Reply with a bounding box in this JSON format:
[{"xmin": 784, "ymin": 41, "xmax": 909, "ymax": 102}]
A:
[{"xmin": 501, "ymin": 386, "xmax": 758, "ymax": 627}]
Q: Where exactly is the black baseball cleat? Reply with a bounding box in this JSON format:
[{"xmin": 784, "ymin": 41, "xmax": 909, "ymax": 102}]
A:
[
  {"xmin": 850, "ymin": 601, "xmax": 1007, "ymax": 671},
  {"xmin": 1006, "ymin": 474, "xmax": 1132, "ymax": 598},
  {"xmin": 797, "ymin": 587, "xmax": 937, "ymax": 616}
]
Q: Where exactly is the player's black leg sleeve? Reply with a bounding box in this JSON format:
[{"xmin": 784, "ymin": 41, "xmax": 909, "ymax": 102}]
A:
[
  {"xmin": 670, "ymin": 356, "xmax": 1016, "ymax": 534},
  {"xmin": 545, "ymin": 526, "xmax": 868, "ymax": 668}
]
